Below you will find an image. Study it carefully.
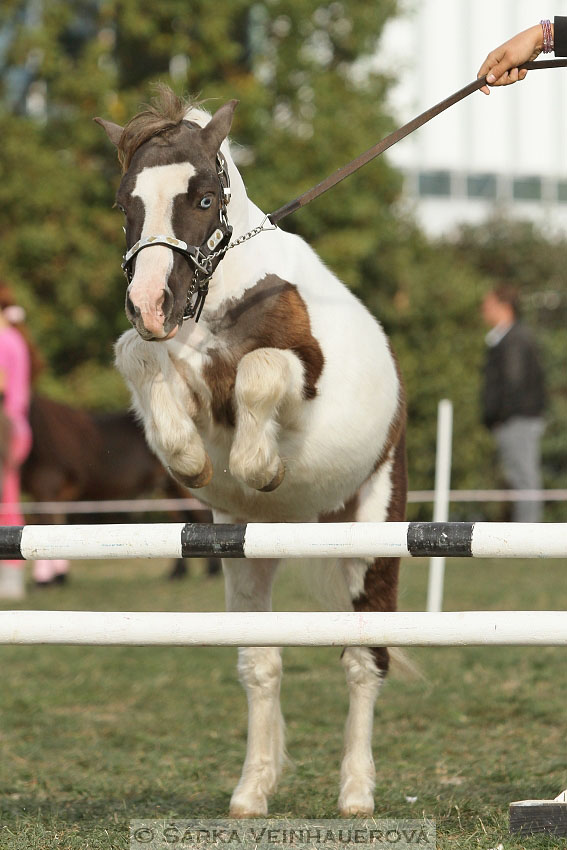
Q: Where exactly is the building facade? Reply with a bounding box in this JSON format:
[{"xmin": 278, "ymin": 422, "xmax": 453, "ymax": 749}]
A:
[{"xmin": 381, "ymin": 0, "xmax": 567, "ymax": 235}]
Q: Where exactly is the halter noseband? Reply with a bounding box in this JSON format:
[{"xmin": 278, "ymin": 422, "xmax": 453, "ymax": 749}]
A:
[{"xmin": 121, "ymin": 152, "xmax": 233, "ymax": 323}]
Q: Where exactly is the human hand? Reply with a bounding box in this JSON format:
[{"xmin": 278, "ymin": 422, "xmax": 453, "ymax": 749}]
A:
[{"xmin": 477, "ymin": 24, "xmax": 545, "ymax": 94}]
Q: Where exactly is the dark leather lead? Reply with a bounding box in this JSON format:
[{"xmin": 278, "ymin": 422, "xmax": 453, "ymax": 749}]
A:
[{"xmin": 268, "ymin": 59, "xmax": 567, "ymax": 226}]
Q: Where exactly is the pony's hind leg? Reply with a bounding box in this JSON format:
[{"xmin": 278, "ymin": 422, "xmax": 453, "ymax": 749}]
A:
[
  {"xmin": 339, "ymin": 556, "xmax": 400, "ymax": 816},
  {"xmin": 337, "ymin": 434, "xmax": 407, "ymax": 816},
  {"xmin": 339, "ymin": 642, "xmax": 387, "ymax": 816},
  {"xmin": 223, "ymin": 556, "xmax": 284, "ymax": 817}
]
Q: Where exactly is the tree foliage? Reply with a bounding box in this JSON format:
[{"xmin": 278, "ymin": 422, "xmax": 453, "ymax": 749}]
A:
[{"xmin": 0, "ymin": 0, "xmax": 401, "ymax": 407}]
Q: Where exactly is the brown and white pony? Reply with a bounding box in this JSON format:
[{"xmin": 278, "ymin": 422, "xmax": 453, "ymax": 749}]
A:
[{"xmin": 96, "ymin": 87, "xmax": 407, "ymax": 817}]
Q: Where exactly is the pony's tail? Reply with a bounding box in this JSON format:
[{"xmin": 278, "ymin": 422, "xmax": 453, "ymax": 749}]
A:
[{"xmin": 388, "ymin": 647, "xmax": 424, "ymax": 681}]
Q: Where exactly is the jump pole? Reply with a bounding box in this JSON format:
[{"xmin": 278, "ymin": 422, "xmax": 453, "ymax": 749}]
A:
[
  {"xmin": 3, "ymin": 610, "xmax": 567, "ymax": 646},
  {"xmin": 1, "ymin": 521, "xmax": 567, "ymax": 560}
]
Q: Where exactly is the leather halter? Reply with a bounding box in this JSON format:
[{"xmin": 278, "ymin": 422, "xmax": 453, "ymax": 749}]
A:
[{"xmin": 121, "ymin": 152, "xmax": 233, "ymax": 323}]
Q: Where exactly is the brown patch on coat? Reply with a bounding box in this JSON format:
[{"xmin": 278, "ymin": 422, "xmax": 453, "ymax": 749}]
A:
[
  {"xmin": 352, "ymin": 424, "xmax": 408, "ymax": 674},
  {"xmin": 202, "ymin": 275, "xmax": 324, "ymax": 428}
]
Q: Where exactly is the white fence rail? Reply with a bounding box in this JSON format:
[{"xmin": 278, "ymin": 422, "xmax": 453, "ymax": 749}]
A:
[
  {"xmin": 2, "ymin": 610, "xmax": 567, "ymax": 647},
  {"xmin": 7, "ymin": 489, "xmax": 567, "ymax": 516}
]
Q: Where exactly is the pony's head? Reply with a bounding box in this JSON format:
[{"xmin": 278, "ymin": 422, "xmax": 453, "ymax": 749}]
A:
[{"xmin": 96, "ymin": 88, "xmax": 238, "ymax": 340}]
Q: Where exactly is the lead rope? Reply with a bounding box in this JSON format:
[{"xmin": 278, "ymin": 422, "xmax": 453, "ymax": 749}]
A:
[
  {"xmin": 197, "ymin": 59, "xmax": 567, "ymax": 287},
  {"xmin": 267, "ymin": 58, "xmax": 567, "ymax": 226}
]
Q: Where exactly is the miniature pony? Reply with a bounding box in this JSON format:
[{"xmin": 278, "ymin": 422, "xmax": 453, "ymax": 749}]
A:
[{"xmin": 96, "ymin": 87, "xmax": 406, "ymax": 817}]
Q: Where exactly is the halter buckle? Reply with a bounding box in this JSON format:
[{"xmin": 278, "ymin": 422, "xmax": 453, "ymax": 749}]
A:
[{"xmin": 206, "ymin": 228, "xmax": 225, "ymax": 252}]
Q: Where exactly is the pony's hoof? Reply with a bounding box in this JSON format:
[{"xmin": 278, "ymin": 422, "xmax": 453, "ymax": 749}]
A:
[
  {"xmin": 258, "ymin": 459, "xmax": 285, "ymax": 492},
  {"xmin": 339, "ymin": 779, "xmax": 374, "ymax": 817},
  {"xmin": 229, "ymin": 807, "xmax": 266, "ymax": 818},
  {"xmin": 169, "ymin": 454, "xmax": 213, "ymax": 489},
  {"xmin": 229, "ymin": 799, "xmax": 268, "ymax": 818},
  {"xmin": 339, "ymin": 804, "xmax": 374, "ymax": 817}
]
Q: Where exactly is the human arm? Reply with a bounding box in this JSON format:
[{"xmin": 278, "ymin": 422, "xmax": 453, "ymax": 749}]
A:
[{"xmin": 477, "ymin": 17, "xmax": 567, "ymax": 94}]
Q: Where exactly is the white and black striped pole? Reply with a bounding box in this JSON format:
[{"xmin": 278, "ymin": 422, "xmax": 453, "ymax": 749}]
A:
[{"xmin": 0, "ymin": 521, "xmax": 565, "ymax": 560}]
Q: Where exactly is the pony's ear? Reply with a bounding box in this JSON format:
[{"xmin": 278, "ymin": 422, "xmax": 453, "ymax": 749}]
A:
[
  {"xmin": 201, "ymin": 99, "xmax": 238, "ymax": 154},
  {"xmin": 94, "ymin": 117, "xmax": 124, "ymax": 147}
]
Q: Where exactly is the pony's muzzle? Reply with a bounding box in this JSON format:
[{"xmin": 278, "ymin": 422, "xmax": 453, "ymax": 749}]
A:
[{"xmin": 125, "ymin": 283, "xmax": 176, "ymax": 340}]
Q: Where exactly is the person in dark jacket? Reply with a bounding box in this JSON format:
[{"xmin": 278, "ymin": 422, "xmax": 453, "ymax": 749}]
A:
[
  {"xmin": 481, "ymin": 286, "xmax": 546, "ymax": 522},
  {"xmin": 477, "ymin": 16, "xmax": 567, "ymax": 92}
]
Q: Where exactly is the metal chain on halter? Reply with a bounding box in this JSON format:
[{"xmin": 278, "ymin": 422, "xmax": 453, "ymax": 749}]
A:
[{"xmin": 207, "ymin": 215, "xmax": 278, "ymax": 265}]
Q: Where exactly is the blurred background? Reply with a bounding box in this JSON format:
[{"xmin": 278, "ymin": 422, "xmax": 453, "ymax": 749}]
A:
[{"xmin": 1, "ymin": 0, "xmax": 566, "ymax": 518}]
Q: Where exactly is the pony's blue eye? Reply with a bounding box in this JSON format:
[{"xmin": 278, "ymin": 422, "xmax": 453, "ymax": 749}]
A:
[{"xmin": 199, "ymin": 196, "xmax": 213, "ymax": 209}]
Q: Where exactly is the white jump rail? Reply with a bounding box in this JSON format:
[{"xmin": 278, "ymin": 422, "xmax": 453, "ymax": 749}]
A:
[
  {"xmin": 2, "ymin": 610, "xmax": 567, "ymax": 646},
  {"xmin": 1, "ymin": 521, "xmax": 566, "ymax": 560}
]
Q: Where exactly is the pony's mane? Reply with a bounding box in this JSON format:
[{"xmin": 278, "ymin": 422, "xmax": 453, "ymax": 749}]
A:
[{"xmin": 118, "ymin": 85, "xmax": 203, "ymax": 172}]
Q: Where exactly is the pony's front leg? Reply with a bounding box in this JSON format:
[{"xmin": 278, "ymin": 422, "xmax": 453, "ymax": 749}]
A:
[
  {"xmin": 229, "ymin": 348, "xmax": 304, "ymax": 492},
  {"xmin": 223, "ymin": 556, "xmax": 284, "ymax": 817},
  {"xmin": 115, "ymin": 330, "xmax": 211, "ymax": 487}
]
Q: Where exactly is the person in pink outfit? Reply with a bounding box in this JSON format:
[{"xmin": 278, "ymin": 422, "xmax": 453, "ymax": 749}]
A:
[
  {"xmin": 0, "ymin": 284, "xmax": 67, "ymax": 598},
  {"xmin": 0, "ymin": 288, "xmax": 33, "ymax": 598}
]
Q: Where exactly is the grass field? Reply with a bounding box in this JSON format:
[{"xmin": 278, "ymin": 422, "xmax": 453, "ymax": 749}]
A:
[{"xmin": 2, "ymin": 550, "xmax": 567, "ymax": 849}]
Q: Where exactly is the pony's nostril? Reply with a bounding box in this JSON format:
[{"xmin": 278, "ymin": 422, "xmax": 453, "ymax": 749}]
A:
[
  {"xmin": 125, "ymin": 291, "xmax": 138, "ymax": 320},
  {"xmin": 161, "ymin": 286, "xmax": 174, "ymax": 318}
]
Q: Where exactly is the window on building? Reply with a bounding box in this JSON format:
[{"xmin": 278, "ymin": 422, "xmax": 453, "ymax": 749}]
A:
[
  {"xmin": 557, "ymin": 181, "xmax": 567, "ymax": 203},
  {"xmin": 467, "ymin": 173, "xmax": 497, "ymax": 199},
  {"xmin": 418, "ymin": 170, "xmax": 451, "ymax": 197},
  {"xmin": 513, "ymin": 176, "xmax": 542, "ymax": 201}
]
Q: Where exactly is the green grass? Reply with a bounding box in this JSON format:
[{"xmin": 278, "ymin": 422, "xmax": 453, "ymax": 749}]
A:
[{"xmin": 2, "ymin": 553, "xmax": 567, "ymax": 848}]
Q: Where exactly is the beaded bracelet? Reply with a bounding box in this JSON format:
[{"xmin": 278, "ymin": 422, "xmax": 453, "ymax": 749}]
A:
[{"xmin": 541, "ymin": 19, "xmax": 554, "ymax": 53}]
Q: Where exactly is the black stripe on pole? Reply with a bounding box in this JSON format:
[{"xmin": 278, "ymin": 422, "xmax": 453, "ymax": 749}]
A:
[
  {"xmin": 407, "ymin": 522, "xmax": 474, "ymax": 557},
  {"xmin": 0, "ymin": 525, "xmax": 24, "ymax": 559},
  {"xmin": 181, "ymin": 522, "xmax": 246, "ymax": 558}
]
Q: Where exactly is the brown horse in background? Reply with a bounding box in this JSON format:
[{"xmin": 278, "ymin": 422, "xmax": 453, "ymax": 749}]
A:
[
  {"xmin": 21, "ymin": 395, "xmax": 220, "ymax": 576},
  {"xmin": 22, "ymin": 395, "xmax": 167, "ymax": 505}
]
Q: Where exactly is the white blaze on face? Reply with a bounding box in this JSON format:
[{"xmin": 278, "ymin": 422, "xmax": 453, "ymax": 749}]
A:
[{"xmin": 128, "ymin": 162, "xmax": 197, "ymax": 335}]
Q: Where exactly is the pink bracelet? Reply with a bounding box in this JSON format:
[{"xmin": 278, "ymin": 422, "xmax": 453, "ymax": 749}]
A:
[{"xmin": 541, "ymin": 19, "xmax": 554, "ymax": 53}]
